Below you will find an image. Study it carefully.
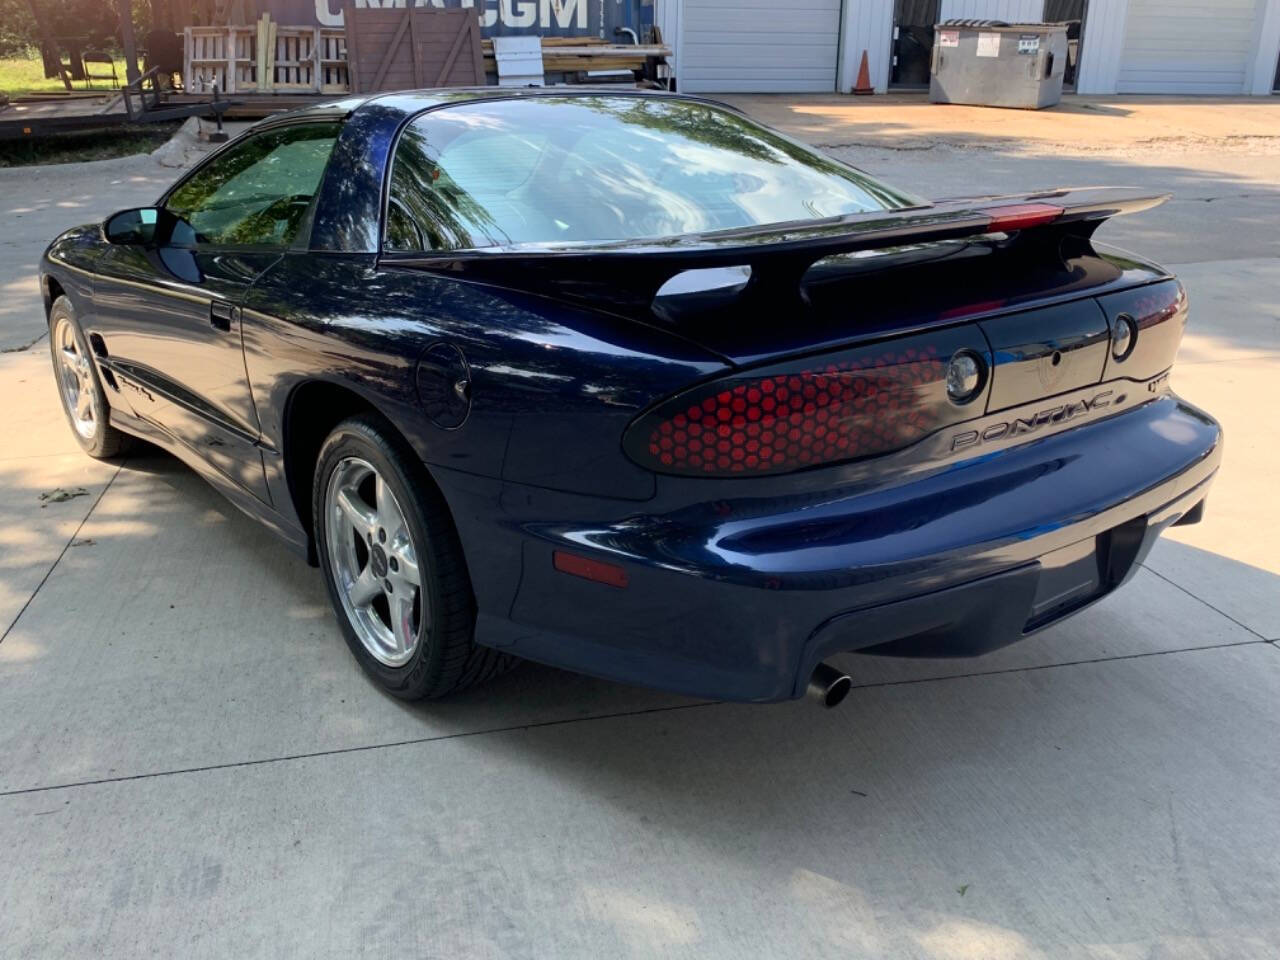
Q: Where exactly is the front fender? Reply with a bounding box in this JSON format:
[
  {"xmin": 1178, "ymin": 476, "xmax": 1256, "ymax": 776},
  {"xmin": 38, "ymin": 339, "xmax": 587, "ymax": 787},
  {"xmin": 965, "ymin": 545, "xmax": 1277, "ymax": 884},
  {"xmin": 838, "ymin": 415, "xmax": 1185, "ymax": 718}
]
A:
[{"xmin": 41, "ymin": 223, "xmax": 107, "ymax": 318}]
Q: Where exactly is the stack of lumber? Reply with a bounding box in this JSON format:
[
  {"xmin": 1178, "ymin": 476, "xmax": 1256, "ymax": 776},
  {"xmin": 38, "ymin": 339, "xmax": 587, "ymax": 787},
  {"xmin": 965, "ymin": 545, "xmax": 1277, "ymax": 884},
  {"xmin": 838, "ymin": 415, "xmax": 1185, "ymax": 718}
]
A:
[{"xmin": 480, "ymin": 36, "xmax": 669, "ymax": 74}]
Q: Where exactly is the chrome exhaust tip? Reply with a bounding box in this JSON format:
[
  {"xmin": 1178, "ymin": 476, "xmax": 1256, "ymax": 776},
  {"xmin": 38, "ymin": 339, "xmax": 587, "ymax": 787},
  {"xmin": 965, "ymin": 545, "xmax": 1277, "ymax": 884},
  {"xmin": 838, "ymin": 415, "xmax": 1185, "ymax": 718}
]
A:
[{"xmin": 807, "ymin": 662, "xmax": 852, "ymax": 709}]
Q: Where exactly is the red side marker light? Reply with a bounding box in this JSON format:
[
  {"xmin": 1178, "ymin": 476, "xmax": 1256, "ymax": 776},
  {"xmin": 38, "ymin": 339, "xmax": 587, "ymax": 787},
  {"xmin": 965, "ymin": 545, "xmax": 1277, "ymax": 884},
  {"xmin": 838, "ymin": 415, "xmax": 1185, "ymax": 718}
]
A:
[
  {"xmin": 981, "ymin": 203, "xmax": 1064, "ymax": 233},
  {"xmin": 553, "ymin": 550, "xmax": 629, "ymax": 588}
]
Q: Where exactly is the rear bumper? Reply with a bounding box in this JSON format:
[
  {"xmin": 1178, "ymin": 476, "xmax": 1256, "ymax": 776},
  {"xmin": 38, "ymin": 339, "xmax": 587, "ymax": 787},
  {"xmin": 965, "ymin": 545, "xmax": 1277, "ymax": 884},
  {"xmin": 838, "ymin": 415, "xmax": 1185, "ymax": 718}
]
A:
[
  {"xmin": 794, "ymin": 464, "xmax": 1211, "ymax": 691},
  {"xmin": 443, "ymin": 393, "xmax": 1221, "ymax": 703}
]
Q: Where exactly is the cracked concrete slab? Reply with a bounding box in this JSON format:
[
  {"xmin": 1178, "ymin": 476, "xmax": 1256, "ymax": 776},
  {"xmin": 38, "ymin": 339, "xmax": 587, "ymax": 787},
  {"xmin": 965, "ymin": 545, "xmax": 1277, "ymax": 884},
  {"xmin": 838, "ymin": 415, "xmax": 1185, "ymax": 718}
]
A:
[
  {"xmin": 0, "ymin": 453, "xmax": 118, "ymax": 638},
  {"xmin": 2, "ymin": 98, "xmax": 1279, "ymax": 958},
  {"xmin": 0, "ymin": 475, "xmax": 1246, "ymax": 795},
  {"xmin": 3, "ymin": 643, "xmax": 1278, "ymax": 959},
  {"xmin": 0, "ymin": 351, "xmax": 122, "ymax": 634},
  {"xmin": 1145, "ymin": 355, "xmax": 1280, "ymax": 639},
  {"xmin": 0, "ymin": 452, "xmax": 694, "ymax": 795}
]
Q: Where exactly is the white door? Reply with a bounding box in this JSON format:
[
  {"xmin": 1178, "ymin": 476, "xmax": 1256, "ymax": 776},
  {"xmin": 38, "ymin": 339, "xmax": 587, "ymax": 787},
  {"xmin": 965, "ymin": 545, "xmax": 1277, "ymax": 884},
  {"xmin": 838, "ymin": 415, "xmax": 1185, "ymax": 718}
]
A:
[
  {"xmin": 1118, "ymin": 0, "xmax": 1260, "ymax": 94},
  {"xmin": 678, "ymin": 0, "xmax": 842, "ymax": 93}
]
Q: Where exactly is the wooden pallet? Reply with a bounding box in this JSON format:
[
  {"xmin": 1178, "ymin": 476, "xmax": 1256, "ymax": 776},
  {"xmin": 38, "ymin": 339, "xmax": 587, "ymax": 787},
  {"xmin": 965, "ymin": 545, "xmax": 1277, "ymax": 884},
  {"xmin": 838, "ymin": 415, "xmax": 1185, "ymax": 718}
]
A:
[
  {"xmin": 183, "ymin": 26, "xmax": 667, "ymax": 95},
  {"xmin": 318, "ymin": 30, "xmax": 349, "ymax": 95},
  {"xmin": 185, "ymin": 24, "xmax": 348, "ymax": 94}
]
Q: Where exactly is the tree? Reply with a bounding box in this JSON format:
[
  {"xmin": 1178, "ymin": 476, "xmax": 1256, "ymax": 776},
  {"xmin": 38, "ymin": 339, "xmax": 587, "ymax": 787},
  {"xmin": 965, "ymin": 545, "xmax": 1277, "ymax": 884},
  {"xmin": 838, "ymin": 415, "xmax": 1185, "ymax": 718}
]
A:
[
  {"xmin": 2, "ymin": 0, "xmax": 154, "ymax": 59},
  {"xmin": 0, "ymin": 0, "xmax": 37, "ymax": 57}
]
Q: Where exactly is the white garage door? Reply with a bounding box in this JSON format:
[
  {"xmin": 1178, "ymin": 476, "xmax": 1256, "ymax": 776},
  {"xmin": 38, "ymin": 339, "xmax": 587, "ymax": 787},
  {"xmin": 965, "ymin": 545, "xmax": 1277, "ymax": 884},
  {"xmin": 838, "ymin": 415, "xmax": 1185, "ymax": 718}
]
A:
[
  {"xmin": 1118, "ymin": 0, "xmax": 1259, "ymax": 94},
  {"xmin": 679, "ymin": 0, "xmax": 841, "ymax": 93}
]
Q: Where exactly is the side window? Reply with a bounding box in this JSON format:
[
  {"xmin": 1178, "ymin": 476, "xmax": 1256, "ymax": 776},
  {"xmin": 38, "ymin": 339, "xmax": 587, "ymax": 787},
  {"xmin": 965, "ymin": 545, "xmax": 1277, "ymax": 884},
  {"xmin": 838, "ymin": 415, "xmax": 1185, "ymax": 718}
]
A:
[{"xmin": 165, "ymin": 122, "xmax": 340, "ymax": 247}]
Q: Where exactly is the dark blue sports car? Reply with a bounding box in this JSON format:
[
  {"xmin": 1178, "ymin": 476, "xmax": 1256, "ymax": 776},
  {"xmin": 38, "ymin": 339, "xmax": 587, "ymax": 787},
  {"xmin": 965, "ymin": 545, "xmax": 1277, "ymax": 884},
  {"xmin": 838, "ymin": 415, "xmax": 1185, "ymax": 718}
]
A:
[{"xmin": 41, "ymin": 89, "xmax": 1221, "ymax": 707}]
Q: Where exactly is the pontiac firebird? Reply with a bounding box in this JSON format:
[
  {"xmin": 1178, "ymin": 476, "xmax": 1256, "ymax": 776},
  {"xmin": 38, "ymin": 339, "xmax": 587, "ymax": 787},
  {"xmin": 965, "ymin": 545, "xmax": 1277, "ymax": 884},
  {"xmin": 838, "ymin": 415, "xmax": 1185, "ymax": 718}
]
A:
[{"xmin": 40, "ymin": 89, "xmax": 1221, "ymax": 707}]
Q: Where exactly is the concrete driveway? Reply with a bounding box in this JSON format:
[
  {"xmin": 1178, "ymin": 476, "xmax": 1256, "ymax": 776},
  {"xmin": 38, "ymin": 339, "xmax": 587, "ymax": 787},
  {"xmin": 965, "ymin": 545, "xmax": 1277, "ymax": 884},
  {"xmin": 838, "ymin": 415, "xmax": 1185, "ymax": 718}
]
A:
[{"xmin": 1, "ymin": 100, "xmax": 1278, "ymax": 959}]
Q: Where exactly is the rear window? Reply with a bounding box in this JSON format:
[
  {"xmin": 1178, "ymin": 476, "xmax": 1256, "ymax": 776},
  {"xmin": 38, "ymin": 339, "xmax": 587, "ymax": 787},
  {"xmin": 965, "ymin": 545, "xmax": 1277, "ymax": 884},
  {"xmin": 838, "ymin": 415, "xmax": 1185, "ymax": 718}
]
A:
[{"xmin": 384, "ymin": 96, "xmax": 919, "ymax": 252}]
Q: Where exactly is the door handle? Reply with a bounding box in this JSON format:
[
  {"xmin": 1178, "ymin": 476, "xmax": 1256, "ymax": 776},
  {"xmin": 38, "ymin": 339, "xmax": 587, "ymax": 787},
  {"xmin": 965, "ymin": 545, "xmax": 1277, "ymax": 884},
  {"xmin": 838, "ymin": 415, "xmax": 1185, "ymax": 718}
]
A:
[{"xmin": 210, "ymin": 301, "xmax": 235, "ymax": 332}]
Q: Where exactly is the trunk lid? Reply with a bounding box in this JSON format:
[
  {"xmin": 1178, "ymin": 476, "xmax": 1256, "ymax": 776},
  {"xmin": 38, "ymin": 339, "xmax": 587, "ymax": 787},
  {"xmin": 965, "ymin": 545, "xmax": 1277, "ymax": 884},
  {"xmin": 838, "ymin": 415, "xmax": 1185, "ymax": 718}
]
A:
[
  {"xmin": 386, "ymin": 186, "xmax": 1169, "ymax": 370},
  {"xmin": 654, "ymin": 235, "xmax": 1169, "ymax": 367}
]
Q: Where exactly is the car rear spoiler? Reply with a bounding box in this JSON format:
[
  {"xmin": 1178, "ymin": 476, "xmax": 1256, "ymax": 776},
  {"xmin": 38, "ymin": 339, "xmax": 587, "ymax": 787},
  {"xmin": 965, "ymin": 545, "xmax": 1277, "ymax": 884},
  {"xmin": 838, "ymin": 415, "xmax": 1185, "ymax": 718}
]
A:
[{"xmin": 382, "ymin": 187, "xmax": 1168, "ymax": 319}]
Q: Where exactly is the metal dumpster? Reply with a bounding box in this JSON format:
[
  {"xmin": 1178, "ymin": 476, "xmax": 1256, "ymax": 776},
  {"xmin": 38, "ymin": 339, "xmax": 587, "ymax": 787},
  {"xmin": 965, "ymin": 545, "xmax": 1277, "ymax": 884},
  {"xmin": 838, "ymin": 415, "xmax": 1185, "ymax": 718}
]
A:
[{"xmin": 929, "ymin": 20, "xmax": 1068, "ymax": 109}]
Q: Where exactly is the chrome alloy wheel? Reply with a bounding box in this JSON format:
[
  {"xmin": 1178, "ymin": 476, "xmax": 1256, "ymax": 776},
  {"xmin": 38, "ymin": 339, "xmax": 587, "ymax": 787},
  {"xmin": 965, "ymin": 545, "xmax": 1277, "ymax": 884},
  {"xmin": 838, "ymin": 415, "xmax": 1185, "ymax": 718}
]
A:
[
  {"xmin": 55, "ymin": 317, "xmax": 97, "ymax": 440},
  {"xmin": 324, "ymin": 457, "xmax": 425, "ymax": 667}
]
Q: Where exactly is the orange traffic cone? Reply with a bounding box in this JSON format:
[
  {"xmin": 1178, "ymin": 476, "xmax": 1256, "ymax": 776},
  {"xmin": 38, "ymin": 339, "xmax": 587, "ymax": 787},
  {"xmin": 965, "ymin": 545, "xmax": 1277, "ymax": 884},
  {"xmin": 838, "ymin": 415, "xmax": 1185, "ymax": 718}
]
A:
[{"xmin": 853, "ymin": 50, "xmax": 874, "ymax": 95}]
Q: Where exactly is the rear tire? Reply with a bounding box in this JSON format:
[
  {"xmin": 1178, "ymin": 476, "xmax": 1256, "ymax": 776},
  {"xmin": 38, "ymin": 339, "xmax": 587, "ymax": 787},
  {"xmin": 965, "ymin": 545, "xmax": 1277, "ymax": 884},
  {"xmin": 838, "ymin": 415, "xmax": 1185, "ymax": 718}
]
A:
[
  {"xmin": 312, "ymin": 413, "xmax": 514, "ymax": 699},
  {"xmin": 48, "ymin": 295, "xmax": 133, "ymax": 459}
]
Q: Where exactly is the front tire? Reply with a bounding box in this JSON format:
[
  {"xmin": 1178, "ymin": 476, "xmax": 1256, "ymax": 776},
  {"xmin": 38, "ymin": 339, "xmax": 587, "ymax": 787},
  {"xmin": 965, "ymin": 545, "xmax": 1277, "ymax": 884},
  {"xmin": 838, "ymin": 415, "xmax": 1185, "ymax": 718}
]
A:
[
  {"xmin": 312, "ymin": 414, "xmax": 511, "ymax": 699},
  {"xmin": 48, "ymin": 295, "xmax": 133, "ymax": 458}
]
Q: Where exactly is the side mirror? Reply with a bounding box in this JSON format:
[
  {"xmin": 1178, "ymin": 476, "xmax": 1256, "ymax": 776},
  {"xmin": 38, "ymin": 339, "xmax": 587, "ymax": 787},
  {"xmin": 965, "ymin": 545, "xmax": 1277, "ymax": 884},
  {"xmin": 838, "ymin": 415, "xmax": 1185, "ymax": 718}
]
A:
[{"xmin": 104, "ymin": 207, "xmax": 161, "ymax": 246}]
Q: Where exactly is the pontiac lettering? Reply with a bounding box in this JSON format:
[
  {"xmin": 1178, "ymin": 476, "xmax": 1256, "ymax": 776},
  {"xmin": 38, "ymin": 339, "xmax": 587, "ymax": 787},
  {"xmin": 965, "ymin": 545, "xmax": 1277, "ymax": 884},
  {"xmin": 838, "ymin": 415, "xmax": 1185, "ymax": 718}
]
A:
[{"xmin": 951, "ymin": 390, "xmax": 1116, "ymax": 452}]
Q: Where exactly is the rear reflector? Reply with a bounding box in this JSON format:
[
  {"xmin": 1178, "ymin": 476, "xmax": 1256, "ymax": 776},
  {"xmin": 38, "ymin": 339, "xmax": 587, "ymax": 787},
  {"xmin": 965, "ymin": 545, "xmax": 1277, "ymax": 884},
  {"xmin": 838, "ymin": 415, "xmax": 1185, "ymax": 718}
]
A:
[
  {"xmin": 625, "ymin": 328, "xmax": 992, "ymax": 477},
  {"xmin": 1126, "ymin": 280, "xmax": 1186, "ymax": 331},
  {"xmin": 981, "ymin": 203, "xmax": 1064, "ymax": 233},
  {"xmin": 553, "ymin": 550, "xmax": 630, "ymax": 588}
]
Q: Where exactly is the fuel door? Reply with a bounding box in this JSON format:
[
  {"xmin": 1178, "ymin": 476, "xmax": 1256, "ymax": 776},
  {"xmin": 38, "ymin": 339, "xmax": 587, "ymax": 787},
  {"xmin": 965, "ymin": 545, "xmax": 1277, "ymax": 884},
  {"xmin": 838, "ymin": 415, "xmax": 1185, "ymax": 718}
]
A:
[{"xmin": 416, "ymin": 342, "xmax": 471, "ymax": 429}]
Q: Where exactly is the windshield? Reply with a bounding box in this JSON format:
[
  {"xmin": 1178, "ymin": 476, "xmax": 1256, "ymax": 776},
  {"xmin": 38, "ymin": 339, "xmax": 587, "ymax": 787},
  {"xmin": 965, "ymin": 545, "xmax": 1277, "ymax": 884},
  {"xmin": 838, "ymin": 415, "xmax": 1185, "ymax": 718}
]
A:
[{"xmin": 384, "ymin": 96, "xmax": 921, "ymax": 252}]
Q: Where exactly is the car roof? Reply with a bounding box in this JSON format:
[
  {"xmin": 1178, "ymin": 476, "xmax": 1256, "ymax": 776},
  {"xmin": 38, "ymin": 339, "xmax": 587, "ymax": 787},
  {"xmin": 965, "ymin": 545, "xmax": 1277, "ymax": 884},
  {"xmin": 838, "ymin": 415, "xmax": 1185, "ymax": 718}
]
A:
[
  {"xmin": 297, "ymin": 87, "xmax": 748, "ymax": 255},
  {"xmin": 256, "ymin": 86, "xmax": 743, "ymax": 130}
]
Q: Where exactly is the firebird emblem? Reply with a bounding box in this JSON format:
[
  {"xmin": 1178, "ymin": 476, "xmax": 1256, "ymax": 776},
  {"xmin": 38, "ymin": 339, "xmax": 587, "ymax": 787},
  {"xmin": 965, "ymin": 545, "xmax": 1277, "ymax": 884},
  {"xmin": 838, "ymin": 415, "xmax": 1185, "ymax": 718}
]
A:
[
  {"xmin": 950, "ymin": 390, "xmax": 1118, "ymax": 452},
  {"xmin": 1037, "ymin": 350, "xmax": 1071, "ymax": 391}
]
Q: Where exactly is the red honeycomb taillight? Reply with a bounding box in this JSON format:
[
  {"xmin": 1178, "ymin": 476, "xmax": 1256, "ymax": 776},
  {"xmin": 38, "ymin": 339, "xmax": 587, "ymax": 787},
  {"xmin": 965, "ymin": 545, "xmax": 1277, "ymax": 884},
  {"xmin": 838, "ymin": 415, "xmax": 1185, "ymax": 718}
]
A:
[{"xmin": 624, "ymin": 330, "xmax": 991, "ymax": 477}]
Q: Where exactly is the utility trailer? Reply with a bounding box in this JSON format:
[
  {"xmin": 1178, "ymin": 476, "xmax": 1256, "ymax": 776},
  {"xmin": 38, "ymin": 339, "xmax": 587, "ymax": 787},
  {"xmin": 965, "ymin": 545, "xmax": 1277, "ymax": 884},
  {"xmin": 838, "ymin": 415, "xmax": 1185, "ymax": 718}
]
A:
[{"xmin": 0, "ymin": 68, "xmax": 229, "ymax": 141}]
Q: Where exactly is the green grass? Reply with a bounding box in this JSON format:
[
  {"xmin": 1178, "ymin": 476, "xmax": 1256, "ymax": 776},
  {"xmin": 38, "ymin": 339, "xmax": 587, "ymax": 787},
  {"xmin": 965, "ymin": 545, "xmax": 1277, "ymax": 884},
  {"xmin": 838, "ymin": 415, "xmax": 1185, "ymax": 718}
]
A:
[
  {"xmin": 0, "ymin": 52, "xmax": 142, "ymax": 98},
  {"xmin": 0, "ymin": 123, "xmax": 180, "ymax": 166},
  {"xmin": 0, "ymin": 52, "xmax": 172, "ymax": 167}
]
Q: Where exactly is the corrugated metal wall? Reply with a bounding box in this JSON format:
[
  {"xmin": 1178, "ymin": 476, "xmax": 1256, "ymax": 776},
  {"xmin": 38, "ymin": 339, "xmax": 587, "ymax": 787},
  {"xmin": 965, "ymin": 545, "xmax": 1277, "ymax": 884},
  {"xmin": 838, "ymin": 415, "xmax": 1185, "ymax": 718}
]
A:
[
  {"xmin": 1075, "ymin": 0, "xmax": 1280, "ymax": 95},
  {"xmin": 1117, "ymin": 0, "xmax": 1258, "ymax": 94},
  {"xmin": 838, "ymin": 0, "xmax": 894, "ymax": 93},
  {"xmin": 679, "ymin": 0, "xmax": 841, "ymax": 92},
  {"xmin": 661, "ymin": 0, "xmax": 1280, "ymax": 97},
  {"xmin": 1251, "ymin": 0, "xmax": 1280, "ymax": 93},
  {"xmin": 655, "ymin": 0, "xmax": 681, "ymax": 73},
  {"xmin": 1074, "ymin": 0, "xmax": 1127, "ymax": 93},
  {"xmin": 939, "ymin": 0, "xmax": 1044, "ymax": 22}
]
